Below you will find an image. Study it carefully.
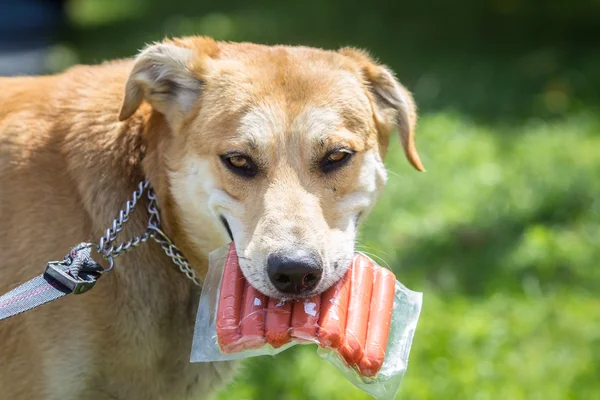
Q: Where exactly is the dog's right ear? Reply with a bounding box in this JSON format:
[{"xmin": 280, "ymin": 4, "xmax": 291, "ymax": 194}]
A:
[{"xmin": 119, "ymin": 38, "xmax": 218, "ymax": 128}]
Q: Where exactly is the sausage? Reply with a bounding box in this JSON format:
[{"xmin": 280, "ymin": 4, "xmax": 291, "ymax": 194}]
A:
[
  {"xmin": 215, "ymin": 243, "xmax": 246, "ymax": 353},
  {"xmin": 265, "ymin": 297, "xmax": 293, "ymax": 348},
  {"xmin": 338, "ymin": 255, "xmax": 375, "ymax": 366},
  {"xmin": 317, "ymin": 269, "xmax": 352, "ymax": 349},
  {"xmin": 214, "ymin": 244, "xmax": 397, "ymax": 376},
  {"xmin": 291, "ymin": 295, "xmax": 321, "ymax": 342},
  {"xmin": 239, "ymin": 280, "xmax": 268, "ymax": 350},
  {"xmin": 357, "ymin": 267, "xmax": 396, "ymax": 376}
]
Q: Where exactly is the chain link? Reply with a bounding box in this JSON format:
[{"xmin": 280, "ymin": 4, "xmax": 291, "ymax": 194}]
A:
[
  {"xmin": 95, "ymin": 180, "xmax": 201, "ymax": 286},
  {"xmin": 146, "ymin": 190, "xmax": 202, "ymax": 287}
]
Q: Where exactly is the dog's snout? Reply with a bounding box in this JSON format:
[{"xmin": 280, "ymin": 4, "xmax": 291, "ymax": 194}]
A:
[{"xmin": 267, "ymin": 250, "xmax": 322, "ymax": 295}]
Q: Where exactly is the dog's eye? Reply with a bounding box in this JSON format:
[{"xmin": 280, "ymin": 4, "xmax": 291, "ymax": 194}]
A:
[
  {"xmin": 220, "ymin": 154, "xmax": 258, "ymax": 178},
  {"xmin": 328, "ymin": 151, "xmax": 347, "ymax": 162},
  {"xmin": 229, "ymin": 155, "xmax": 248, "ymax": 168},
  {"xmin": 321, "ymin": 150, "xmax": 353, "ymax": 173}
]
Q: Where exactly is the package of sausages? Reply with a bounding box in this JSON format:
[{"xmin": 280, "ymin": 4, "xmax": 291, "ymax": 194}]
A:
[{"xmin": 190, "ymin": 243, "xmax": 423, "ymax": 400}]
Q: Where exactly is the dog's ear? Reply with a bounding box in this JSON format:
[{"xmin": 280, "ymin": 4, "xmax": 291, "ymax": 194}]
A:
[
  {"xmin": 119, "ymin": 38, "xmax": 217, "ymax": 128},
  {"xmin": 339, "ymin": 48, "xmax": 424, "ymax": 172}
]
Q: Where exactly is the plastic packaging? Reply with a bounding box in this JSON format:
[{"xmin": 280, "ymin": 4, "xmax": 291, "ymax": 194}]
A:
[{"xmin": 191, "ymin": 243, "xmax": 423, "ymax": 400}]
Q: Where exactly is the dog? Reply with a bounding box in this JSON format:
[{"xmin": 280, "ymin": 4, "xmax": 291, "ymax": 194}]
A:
[{"xmin": 0, "ymin": 36, "xmax": 423, "ymax": 399}]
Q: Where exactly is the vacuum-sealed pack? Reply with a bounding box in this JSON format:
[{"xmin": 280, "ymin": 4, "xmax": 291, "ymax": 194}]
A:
[{"xmin": 191, "ymin": 243, "xmax": 423, "ymax": 400}]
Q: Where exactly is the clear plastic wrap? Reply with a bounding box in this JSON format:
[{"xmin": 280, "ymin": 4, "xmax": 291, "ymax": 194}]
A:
[{"xmin": 191, "ymin": 243, "xmax": 423, "ymax": 400}]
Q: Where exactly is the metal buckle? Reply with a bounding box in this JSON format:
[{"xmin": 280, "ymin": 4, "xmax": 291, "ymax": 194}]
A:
[{"xmin": 44, "ymin": 262, "xmax": 98, "ymax": 295}]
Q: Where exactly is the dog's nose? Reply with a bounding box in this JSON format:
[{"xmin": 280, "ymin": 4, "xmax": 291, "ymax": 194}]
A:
[{"xmin": 267, "ymin": 250, "xmax": 322, "ymax": 295}]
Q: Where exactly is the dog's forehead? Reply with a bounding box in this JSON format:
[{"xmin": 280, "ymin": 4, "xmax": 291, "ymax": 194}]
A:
[
  {"xmin": 204, "ymin": 49, "xmax": 374, "ymax": 150},
  {"xmin": 238, "ymin": 105, "xmax": 346, "ymax": 148},
  {"xmin": 208, "ymin": 52, "xmax": 364, "ymax": 102}
]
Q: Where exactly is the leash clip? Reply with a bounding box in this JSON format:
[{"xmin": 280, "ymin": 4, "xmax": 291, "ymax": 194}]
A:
[
  {"xmin": 43, "ymin": 244, "xmax": 103, "ymax": 295},
  {"xmin": 44, "ymin": 262, "xmax": 98, "ymax": 295}
]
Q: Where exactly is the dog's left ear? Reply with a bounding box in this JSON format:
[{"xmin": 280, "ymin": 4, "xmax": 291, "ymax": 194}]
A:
[
  {"xmin": 339, "ymin": 48, "xmax": 424, "ymax": 172},
  {"xmin": 119, "ymin": 37, "xmax": 217, "ymax": 129}
]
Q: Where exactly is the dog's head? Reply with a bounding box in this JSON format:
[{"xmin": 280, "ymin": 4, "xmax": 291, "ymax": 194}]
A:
[{"xmin": 119, "ymin": 37, "xmax": 424, "ymax": 299}]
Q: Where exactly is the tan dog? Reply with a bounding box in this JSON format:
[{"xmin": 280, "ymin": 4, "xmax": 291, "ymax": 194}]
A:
[{"xmin": 0, "ymin": 36, "xmax": 423, "ymax": 399}]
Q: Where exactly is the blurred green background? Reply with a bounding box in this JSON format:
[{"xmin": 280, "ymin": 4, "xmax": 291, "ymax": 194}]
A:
[{"xmin": 46, "ymin": 0, "xmax": 600, "ymax": 398}]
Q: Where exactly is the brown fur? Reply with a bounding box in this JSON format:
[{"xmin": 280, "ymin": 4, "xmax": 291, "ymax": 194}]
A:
[{"xmin": 0, "ymin": 36, "xmax": 422, "ymax": 399}]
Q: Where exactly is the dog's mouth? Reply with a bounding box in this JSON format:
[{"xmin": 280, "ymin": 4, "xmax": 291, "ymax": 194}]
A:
[
  {"xmin": 216, "ymin": 215, "xmax": 354, "ymax": 300},
  {"xmin": 219, "ymin": 215, "xmax": 233, "ymax": 241}
]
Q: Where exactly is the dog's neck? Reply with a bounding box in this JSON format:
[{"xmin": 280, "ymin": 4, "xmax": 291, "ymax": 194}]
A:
[
  {"xmin": 65, "ymin": 93, "xmax": 210, "ymax": 283},
  {"xmin": 141, "ymin": 109, "xmax": 212, "ymax": 279}
]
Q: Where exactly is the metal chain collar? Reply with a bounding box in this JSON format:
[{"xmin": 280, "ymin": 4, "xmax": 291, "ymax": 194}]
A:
[{"xmin": 94, "ymin": 180, "xmax": 201, "ymax": 287}]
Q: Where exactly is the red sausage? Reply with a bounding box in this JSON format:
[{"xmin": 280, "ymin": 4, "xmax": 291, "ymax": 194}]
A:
[
  {"xmin": 265, "ymin": 297, "xmax": 293, "ymax": 348},
  {"xmin": 338, "ymin": 255, "xmax": 375, "ymax": 366},
  {"xmin": 358, "ymin": 267, "xmax": 396, "ymax": 376},
  {"xmin": 215, "ymin": 243, "xmax": 246, "ymax": 353},
  {"xmin": 291, "ymin": 295, "xmax": 321, "ymax": 342},
  {"xmin": 239, "ymin": 281, "xmax": 267, "ymax": 350},
  {"xmin": 317, "ymin": 269, "xmax": 352, "ymax": 349}
]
